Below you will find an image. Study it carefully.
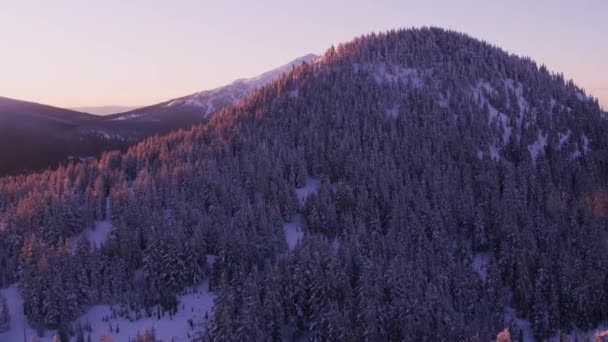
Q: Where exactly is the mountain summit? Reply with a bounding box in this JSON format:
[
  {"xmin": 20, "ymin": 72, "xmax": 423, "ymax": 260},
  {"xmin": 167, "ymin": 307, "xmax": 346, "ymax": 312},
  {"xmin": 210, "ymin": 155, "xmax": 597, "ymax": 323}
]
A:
[{"xmin": 0, "ymin": 28, "xmax": 606, "ymax": 341}]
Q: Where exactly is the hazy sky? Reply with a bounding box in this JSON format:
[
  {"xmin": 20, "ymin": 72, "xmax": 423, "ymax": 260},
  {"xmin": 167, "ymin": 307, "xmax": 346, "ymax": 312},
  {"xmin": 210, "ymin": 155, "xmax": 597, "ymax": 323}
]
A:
[{"xmin": 0, "ymin": 0, "xmax": 606, "ymax": 109}]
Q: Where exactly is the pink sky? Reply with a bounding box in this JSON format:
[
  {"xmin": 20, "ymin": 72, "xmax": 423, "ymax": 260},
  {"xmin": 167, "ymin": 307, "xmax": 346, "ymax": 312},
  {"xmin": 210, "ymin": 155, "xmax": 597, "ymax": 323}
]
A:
[{"xmin": 0, "ymin": 0, "xmax": 606, "ymax": 109}]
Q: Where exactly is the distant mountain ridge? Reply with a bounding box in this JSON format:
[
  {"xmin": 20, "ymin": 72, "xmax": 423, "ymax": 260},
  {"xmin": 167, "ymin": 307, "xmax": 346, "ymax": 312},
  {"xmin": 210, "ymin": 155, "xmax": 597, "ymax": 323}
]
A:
[
  {"xmin": 0, "ymin": 96, "xmax": 125, "ymax": 176},
  {"xmin": 71, "ymin": 106, "xmax": 139, "ymax": 115},
  {"xmin": 0, "ymin": 54, "xmax": 317, "ymax": 176}
]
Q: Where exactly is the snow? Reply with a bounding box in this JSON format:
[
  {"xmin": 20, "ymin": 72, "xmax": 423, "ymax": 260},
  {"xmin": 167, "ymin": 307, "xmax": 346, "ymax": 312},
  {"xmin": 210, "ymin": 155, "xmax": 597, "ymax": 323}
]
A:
[
  {"xmin": 487, "ymin": 103, "xmax": 512, "ymax": 144},
  {"xmin": 489, "ymin": 143, "xmax": 500, "ymax": 161},
  {"xmin": 506, "ymin": 79, "xmax": 530, "ymax": 118},
  {"xmin": 83, "ymin": 130, "xmax": 125, "ymax": 140},
  {"xmin": 370, "ymin": 63, "xmax": 427, "ymax": 86},
  {"xmin": 288, "ymin": 88, "xmax": 300, "ymax": 98},
  {"xmin": 572, "ymin": 134, "xmax": 591, "ymax": 159},
  {"xmin": 582, "ymin": 134, "xmax": 590, "ymax": 153},
  {"xmin": 471, "ymin": 252, "xmax": 490, "ymax": 282},
  {"xmin": 386, "ymin": 104, "xmax": 399, "ymax": 118},
  {"xmin": 575, "ymin": 91, "xmax": 586, "ymax": 101},
  {"xmin": 504, "ymin": 307, "xmax": 535, "ymax": 342},
  {"xmin": 69, "ymin": 220, "xmax": 112, "ymax": 252},
  {"xmin": 206, "ymin": 254, "xmax": 217, "ymax": 267},
  {"xmin": 0, "ymin": 286, "xmax": 38, "ymax": 342},
  {"xmin": 242, "ymin": 54, "xmax": 318, "ymax": 87},
  {"xmin": 528, "ymin": 132, "xmax": 547, "ymax": 162},
  {"xmin": 76, "ymin": 282, "xmax": 214, "ymax": 342},
  {"xmin": 472, "ymin": 81, "xmax": 511, "ymax": 145},
  {"xmin": 284, "ymin": 215, "xmax": 305, "ymax": 251},
  {"xmin": 472, "ymin": 81, "xmax": 495, "ymax": 103},
  {"xmin": 331, "ymin": 238, "xmax": 340, "ymax": 255},
  {"xmin": 70, "ymin": 199, "xmax": 113, "ymax": 252},
  {"xmin": 558, "ymin": 130, "xmax": 571, "ymax": 147},
  {"xmin": 0, "ymin": 283, "xmax": 214, "ymax": 341},
  {"xmin": 282, "ymin": 178, "xmax": 321, "ymax": 251},
  {"xmin": 437, "ymin": 92, "xmax": 450, "ymax": 108},
  {"xmin": 478, "ymin": 81, "xmax": 495, "ymax": 94},
  {"xmin": 473, "ymin": 79, "xmax": 536, "ymax": 149},
  {"xmin": 295, "ymin": 177, "xmax": 320, "ymax": 206},
  {"xmin": 111, "ymin": 113, "xmax": 144, "ymax": 121},
  {"xmin": 164, "ymin": 54, "xmax": 318, "ymax": 112}
]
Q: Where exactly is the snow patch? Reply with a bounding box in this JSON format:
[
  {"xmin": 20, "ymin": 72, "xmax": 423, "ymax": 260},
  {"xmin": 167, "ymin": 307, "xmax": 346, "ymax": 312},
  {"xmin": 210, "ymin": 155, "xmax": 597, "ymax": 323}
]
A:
[
  {"xmin": 437, "ymin": 92, "xmax": 450, "ymax": 108},
  {"xmin": 69, "ymin": 220, "xmax": 112, "ymax": 252},
  {"xmin": 572, "ymin": 135, "xmax": 591, "ymax": 159},
  {"xmin": 489, "ymin": 143, "xmax": 500, "ymax": 161},
  {"xmin": 0, "ymin": 282, "xmax": 215, "ymax": 341},
  {"xmin": 206, "ymin": 254, "xmax": 217, "ymax": 267},
  {"xmin": 370, "ymin": 64, "xmax": 426, "ymax": 86},
  {"xmin": 471, "ymin": 252, "xmax": 490, "ymax": 282},
  {"xmin": 111, "ymin": 113, "xmax": 144, "ymax": 121},
  {"xmin": 70, "ymin": 198, "xmax": 113, "ymax": 252},
  {"xmin": 473, "ymin": 80, "xmax": 534, "ymax": 147},
  {"xmin": 386, "ymin": 104, "xmax": 399, "ymax": 118},
  {"xmin": 582, "ymin": 135, "xmax": 590, "ymax": 153},
  {"xmin": 296, "ymin": 177, "xmax": 320, "ymax": 206},
  {"xmin": 489, "ymin": 104, "xmax": 512, "ymax": 144},
  {"xmin": 505, "ymin": 79, "xmax": 530, "ymax": 117},
  {"xmin": 528, "ymin": 132, "xmax": 547, "ymax": 162},
  {"xmin": 77, "ymin": 282, "xmax": 213, "ymax": 341},
  {"xmin": 504, "ymin": 307, "xmax": 535, "ymax": 342},
  {"xmin": 0, "ymin": 286, "xmax": 37, "ymax": 342},
  {"xmin": 472, "ymin": 81, "xmax": 496, "ymax": 103},
  {"xmin": 288, "ymin": 88, "xmax": 300, "ymax": 98},
  {"xmin": 284, "ymin": 215, "xmax": 304, "ymax": 251},
  {"xmin": 558, "ymin": 130, "xmax": 571, "ymax": 147},
  {"xmin": 331, "ymin": 238, "xmax": 340, "ymax": 255},
  {"xmin": 575, "ymin": 91, "xmax": 586, "ymax": 102}
]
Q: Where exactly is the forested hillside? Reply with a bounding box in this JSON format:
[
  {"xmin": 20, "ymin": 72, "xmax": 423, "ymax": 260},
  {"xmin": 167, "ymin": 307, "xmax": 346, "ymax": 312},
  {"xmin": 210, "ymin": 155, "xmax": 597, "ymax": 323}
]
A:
[{"xmin": 0, "ymin": 27, "xmax": 607, "ymax": 340}]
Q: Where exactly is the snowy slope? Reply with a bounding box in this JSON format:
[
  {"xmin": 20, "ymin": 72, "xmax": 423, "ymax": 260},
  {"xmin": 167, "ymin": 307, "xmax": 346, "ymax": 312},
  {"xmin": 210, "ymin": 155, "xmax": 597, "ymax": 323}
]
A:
[
  {"xmin": 164, "ymin": 54, "xmax": 318, "ymax": 112},
  {"xmin": 110, "ymin": 54, "xmax": 319, "ymax": 122},
  {"xmin": 283, "ymin": 178, "xmax": 321, "ymax": 251},
  {"xmin": 0, "ymin": 284, "xmax": 214, "ymax": 341},
  {"xmin": 74, "ymin": 282, "xmax": 214, "ymax": 342}
]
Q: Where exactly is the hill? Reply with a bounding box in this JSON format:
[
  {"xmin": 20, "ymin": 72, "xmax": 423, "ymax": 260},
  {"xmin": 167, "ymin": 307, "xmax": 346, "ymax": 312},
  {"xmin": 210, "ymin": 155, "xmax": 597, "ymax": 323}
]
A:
[
  {"xmin": 0, "ymin": 28, "xmax": 607, "ymax": 341},
  {"xmin": 0, "ymin": 97, "xmax": 128, "ymax": 176}
]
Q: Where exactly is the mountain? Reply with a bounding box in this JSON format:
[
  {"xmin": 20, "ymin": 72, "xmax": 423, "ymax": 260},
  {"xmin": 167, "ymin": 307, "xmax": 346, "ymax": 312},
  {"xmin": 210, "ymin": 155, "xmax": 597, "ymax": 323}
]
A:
[
  {"xmin": 103, "ymin": 54, "xmax": 318, "ymax": 131},
  {"xmin": 0, "ymin": 55, "xmax": 317, "ymax": 177},
  {"xmin": 0, "ymin": 97, "xmax": 128, "ymax": 176},
  {"xmin": 71, "ymin": 106, "xmax": 140, "ymax": 115},
  {"xmin": 0, "ymin": 28, "xmax": 607, "ymax": 341}
]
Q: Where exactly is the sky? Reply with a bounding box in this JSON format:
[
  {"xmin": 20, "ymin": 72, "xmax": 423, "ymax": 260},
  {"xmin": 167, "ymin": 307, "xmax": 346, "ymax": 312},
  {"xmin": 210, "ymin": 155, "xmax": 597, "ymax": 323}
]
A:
[{"xmin": 0, "ymin": 0, "xmax": 606, "ymax": 110}]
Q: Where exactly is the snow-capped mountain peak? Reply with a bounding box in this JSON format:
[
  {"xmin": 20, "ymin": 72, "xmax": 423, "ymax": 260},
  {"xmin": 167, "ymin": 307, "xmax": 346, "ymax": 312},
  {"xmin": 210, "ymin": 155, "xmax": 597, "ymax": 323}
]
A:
[{"xmin": 163, "ymin": 54, "xmax": 318, "ymax": 114}]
